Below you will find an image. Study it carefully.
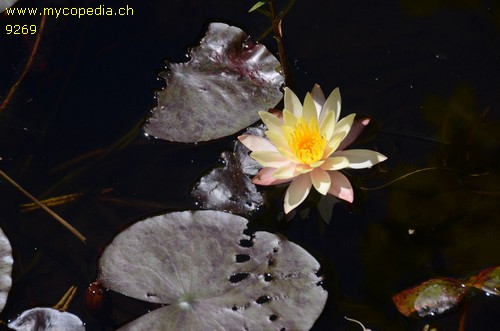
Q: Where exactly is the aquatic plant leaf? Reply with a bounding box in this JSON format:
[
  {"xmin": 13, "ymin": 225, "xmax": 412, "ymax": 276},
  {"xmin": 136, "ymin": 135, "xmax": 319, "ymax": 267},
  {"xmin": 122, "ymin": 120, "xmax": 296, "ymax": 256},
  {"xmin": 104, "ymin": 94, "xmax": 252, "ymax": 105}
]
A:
[
  {"xmin": 98, "ymin": 210, "xmax": 327, "ymax": 330},
  {"xmin": 392, "ymin": 278, "xmax": 466, "ymax": 317},
  {"xmin": 249, "ymin": 1, "xmax": 267, "ymax": 12},
  {"xmin": 144, "ymin": 22, "xmax": 284, "ymax": 143},
  {"xmin": 0, "ymin": 0, "xmax": 17, "ymax": 13},
  {"xmin": 468, "ymin": 266, "xmax": 500, "ymax": 297},
  {"xmin": 8, "ymin": 308, "xmax": 85, "ymax": 331},
  {"xmin": 0, "ymin": 227, "xmax": 13, "ymax": 313},
  {"xmin": 191, "ymin": 126, "xmax": 264, "ymax": 213}
]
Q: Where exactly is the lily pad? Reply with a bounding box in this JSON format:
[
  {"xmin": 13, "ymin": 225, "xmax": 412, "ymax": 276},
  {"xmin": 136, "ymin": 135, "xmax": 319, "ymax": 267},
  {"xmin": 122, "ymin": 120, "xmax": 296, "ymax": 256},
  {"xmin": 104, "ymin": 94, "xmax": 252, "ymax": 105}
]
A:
[
  {"xmin": 8, "ymin": 308, "xmax": 85, "ymax": 331},
  {"xmin": 468, "ymin": 266, "xmax": 500, "ymax": 297},
  {"xmin": 144, "ymin": 22, "xmax": 284, "ymax": 143},
  {"xmin": 98, "ymin": 210, "xmax": 327, "ymax": 330},
  {"xmin": 191, "ymin": 126, "xmax": 264, "ymax": 213},
  {"xmin": 392, "ymin": 278, "xmax": 466, "ymax": 317},
  {"xmin": 0, "ymin": 227, "xmax": 13, "ymax": 313}
]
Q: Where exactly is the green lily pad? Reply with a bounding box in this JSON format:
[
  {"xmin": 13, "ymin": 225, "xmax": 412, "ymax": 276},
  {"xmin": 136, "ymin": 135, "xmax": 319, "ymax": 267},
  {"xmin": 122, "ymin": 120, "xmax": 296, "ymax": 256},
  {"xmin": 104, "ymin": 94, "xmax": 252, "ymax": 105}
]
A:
[
  {"xmin": 392, "ymin": 278, "xmax": 466, "ymax": 317},
  {"xmin": 144, "ymin": 22, "xmax": 284, "ymax": 143},
  {"xmin": 98, "ymin": 210, "xmax": 327, "ymax": 330},
  {"xmin": 468, "ymin": 266, "xmax": 500, "ymax": 297}
]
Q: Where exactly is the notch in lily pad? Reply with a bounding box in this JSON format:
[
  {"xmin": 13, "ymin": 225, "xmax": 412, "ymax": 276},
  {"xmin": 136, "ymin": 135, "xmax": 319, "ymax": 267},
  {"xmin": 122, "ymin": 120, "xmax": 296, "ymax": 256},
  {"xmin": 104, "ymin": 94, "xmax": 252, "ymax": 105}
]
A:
[
  {"xmin": 98, "ymin": 210, "xmax": 327, "ymax": 330},
  {"xmin": 144, "ymin": 22, "xmax": 284, "ymax": 143}
]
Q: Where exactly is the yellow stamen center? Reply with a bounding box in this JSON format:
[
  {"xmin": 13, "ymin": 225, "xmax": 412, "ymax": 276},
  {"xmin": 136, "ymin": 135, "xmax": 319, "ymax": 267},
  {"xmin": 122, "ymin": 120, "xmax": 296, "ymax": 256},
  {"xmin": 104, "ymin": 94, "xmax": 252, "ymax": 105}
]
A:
[{"xmin": 287, "ymin": 117, "xmax": 326, "ymax": 165}]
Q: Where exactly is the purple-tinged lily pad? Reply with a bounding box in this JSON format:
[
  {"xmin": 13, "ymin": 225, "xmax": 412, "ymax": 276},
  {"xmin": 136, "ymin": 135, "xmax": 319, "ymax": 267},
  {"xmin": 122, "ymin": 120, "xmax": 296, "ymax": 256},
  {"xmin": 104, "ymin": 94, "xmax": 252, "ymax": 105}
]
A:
[
  {"xmin": 191, "ymin": 126, "xmax": 265, "ymax": 213},
  {"xmin": 0, "ymin": 227, "xmax": 13, "ymax": 313},
  {"xmin": 98, "ymin": 210, "xmax": 327, "ymax": 330},
  {"xmin": 392, "ymin": 278, "xmax": 466, "ymax": 317},
  {"xmin": 144, "ymin": 22, "xmax": 284, "ymax": 143},
  {"xmin": 8, "ymin": 307, "xmax": 85, "ymax": 331}
]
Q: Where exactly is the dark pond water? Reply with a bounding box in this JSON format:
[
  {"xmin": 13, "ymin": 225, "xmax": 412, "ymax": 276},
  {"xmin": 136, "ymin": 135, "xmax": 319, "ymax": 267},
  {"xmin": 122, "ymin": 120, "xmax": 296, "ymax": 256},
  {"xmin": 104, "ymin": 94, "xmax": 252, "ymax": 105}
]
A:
[{"xmin": 1, "ymin": 0, "xmax": 499, "ymax": 330}]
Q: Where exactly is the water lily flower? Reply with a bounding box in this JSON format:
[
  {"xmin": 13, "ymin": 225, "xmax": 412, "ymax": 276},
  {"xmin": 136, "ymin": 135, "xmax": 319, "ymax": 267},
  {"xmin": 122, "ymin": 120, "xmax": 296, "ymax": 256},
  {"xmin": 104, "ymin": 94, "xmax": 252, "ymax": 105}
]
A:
[{"xmin": 238, "ymin": 84, "xmax": 387, "ymax": 214}]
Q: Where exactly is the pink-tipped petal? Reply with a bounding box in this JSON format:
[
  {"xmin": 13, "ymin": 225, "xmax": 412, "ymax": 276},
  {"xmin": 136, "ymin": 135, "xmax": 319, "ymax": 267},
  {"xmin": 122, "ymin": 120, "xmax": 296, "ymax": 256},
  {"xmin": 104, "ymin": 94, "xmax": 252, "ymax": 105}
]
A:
[
  {"xmin": 284, "ymin": 174, "xmax": 312, "ymax": 214},
  {"xmin": 327, "ymin": 171, "xmax": 354, "ymax": 203},
  {"xmin": 310, "ymin": 168, "xmax": 331, "ymax": 195},
  {"xmin": 337, "ymin": 117, "xmax": 370, "ymax": 151},
  {"xmin": 238, "ymin": 135, "xmax": 277, "ymax": 152},
  {"xmin": 250, "ymin": 151, "xmax": 291, "ymax": 168},
  {"xmin": 333, "ymin": 149, "xmax": 387, "ymax": 169},
  {"xmin": 284, "ymin": 87, "xmax": 303, "ymax": 118},
  {"xmin": 252, "ymin": 167, "xmax": 293, "ymax": 186}
]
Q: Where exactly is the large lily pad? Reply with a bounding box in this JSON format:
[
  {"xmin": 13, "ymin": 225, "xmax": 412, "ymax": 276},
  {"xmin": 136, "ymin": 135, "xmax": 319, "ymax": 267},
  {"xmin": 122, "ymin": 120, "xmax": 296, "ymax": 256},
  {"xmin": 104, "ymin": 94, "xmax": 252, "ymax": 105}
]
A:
[
  {"xmin": 98, "ymin": 210, "xmax": 327, "ymax": 330},
  {"xmin": 144, "ymin": 22, "xmax": 284, "ymax": 143},
  {"xmin": 0, "ymin": 227, "xmax": 13, "ymax": 313}
]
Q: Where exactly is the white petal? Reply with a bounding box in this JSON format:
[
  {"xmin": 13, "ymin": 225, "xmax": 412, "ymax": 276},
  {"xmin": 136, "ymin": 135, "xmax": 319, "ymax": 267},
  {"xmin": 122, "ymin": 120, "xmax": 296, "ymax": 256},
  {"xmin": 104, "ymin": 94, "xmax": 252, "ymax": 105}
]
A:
[
  {"xmin": 284, "ymin": 87, "xmax": 303, "ymax": 118},
  {"xmin": 327, "ymin": 171, "xmax": 353, "ymax": 202},
  {"xmin": 258, "ymin": 111, "xmax": 283, "ymax": 133},
  {"xmin": 333, "ymin": 149, "xmax": 388, "ymax": 169},
  {"xmin": 333, "ymin": 113, "xmax": 356, "ymax": 138},
  {"xmin": 284, "ymin": 174, "xmax": 312, "ymax": 214},
  {"xmin": 323, "ymin": 131, "xmax": 346, "ymax": 157},
  {"xmin": 283, "ymin": 109, "xmax": 298, "ymax": 127},
  {"xmin": 238, "ymin": 135, "xmax": 277, "ymax": 152},
  {"xmin": 273, "ymin": 163, "xmax": 299, "ymax": 179},
  {"xmin": 321, "ymin": 87, "xmax": 341, "ymax": 123},
  {"xmin": 320, "ymin": 156, "xmax": 349, "ymax": 170},
  {"xmin": 310, "ymin": 168, "xmax": 331, "ymax": 195},
  {"xmin": 265, "ymin": 130, "xmax": 289, "ymax": 152},
  {"xmin": 302, "ymin": 93, "xmax": 317, "ymax": 122},
  {"xmin": 319, "ymin": 110, "xmax": 336, "ymax": 141},
  {"xmin": 251, "ymin": 151, "xmax": 291, "ymax": 168},
  {"xmin": 311, "ymin": 84, "xmax": 326, "ymax": 118},
  {"xmin": 337, "ymin": 117, "xmax": 370, "ymax": 151}
]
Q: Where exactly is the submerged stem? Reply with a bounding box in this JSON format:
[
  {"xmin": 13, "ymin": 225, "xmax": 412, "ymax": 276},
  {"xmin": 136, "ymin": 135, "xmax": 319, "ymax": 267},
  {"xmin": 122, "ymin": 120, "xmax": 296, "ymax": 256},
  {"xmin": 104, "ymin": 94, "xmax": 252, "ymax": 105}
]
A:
[
  {"xmin": 0, "ymin": 170, "xmax": 87, "ymax": 243},
  {"xmin": 53, "ymin": 286, "xmax": 78, "ymax": 311},
  {"xmin": 359, "ymin": 167, "xmax": 452, "ymax": 190},
  {"xmin": 268, "ymin": 0, "xmax": 291, "ymax": 86}
]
